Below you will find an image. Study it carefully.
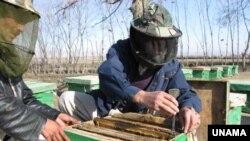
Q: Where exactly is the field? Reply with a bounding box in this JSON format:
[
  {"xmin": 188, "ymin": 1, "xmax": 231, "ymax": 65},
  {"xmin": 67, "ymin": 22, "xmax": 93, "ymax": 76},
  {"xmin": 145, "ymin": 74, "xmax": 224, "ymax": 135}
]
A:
[{"xmin": 24, "ymin": 58, "xmax": 250, "ymax": 85}]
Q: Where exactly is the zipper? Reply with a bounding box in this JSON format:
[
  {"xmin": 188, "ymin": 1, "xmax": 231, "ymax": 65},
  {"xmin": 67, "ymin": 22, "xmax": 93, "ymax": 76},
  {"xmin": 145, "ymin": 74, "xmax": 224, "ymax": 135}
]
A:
[{"xmin": 9, "ymin": 78, "xmax": 17, "ymax": 97}]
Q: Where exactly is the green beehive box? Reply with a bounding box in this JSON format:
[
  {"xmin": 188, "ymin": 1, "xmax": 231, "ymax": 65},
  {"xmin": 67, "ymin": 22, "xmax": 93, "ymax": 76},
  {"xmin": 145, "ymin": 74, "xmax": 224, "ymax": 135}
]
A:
[
  {"xmin": 187, "ymin": 80, "xmax": 242, "ymax": 141},
  {"xmin": 65, "ymin": 128, "xmax": 187, "ymax": 141},
  {"xmin": 25, "ymin": 80, "xmax": 57, "ymax": 108},
  {"xmin": 222, "ymin": 65, "xmax": 233, "ymax": 77},
  {"xmin": 230, "ymin": 80, "xmax": 250, "ymax": 113},
  {"xmin": 64, "ymin": 80, "xmax": 242, "ymax": 141},
  {"xmin": 232, "ymin": 65, "xmax": 239, "ymax": 75},
  {"xmin": 64, "ymin": 113, "xmax": 188, "ymax": 141},
  {"xmin": 64, "ymin": 75, "xmax": 99, "ymax": 93},
  {"xmin": 227, "ymin": 106, "xmax": 242, "ymax": 124},
  {"xmin": 191, "ymin": 66, "xmax": 211, "ymax": 79},
  {"xmin": 182, "ymin": 68, "xmax": 193, "ymax": 79},
  {"xmin": 209, "ymin": 66, "xmax": 223, "ymax": 79}
]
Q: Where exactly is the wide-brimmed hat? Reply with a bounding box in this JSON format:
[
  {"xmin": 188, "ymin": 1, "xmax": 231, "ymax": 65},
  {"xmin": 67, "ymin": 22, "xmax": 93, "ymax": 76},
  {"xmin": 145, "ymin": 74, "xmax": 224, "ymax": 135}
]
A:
[
  {"xmin": 131, "ymin": 2, "xmax": 182, "ymax": 38},
  {"xmin": 3, "ymin": 0, "xmax": 39, "ymax": 15}
]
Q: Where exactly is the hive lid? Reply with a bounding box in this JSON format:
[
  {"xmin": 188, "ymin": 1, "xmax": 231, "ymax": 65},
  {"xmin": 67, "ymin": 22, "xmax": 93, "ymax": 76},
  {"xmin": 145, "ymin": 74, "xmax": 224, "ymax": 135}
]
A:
[
  {"xmin": 191, "ymin": 66, "xmax": 211, "ymax": 71},
  {"xmin": 24, "ymin": 80, "xmax": 57, "ymax": 93},
  {"xmin": 230, "ymin": 80, "xmax": 250, "ymax": 91},
  {"xmin": 64, "ymin": 75, "xmax": 99, "ymax": 85}
]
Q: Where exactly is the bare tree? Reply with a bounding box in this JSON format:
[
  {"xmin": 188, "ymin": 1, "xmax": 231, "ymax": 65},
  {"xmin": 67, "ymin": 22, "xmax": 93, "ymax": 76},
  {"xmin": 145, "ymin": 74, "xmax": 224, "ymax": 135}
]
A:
[
  {"xmin": 218, "ymin": 0, "xmax": 249, "ymax": 69},
  {"xmin": 196, "ymin": 0, "xmax": 208, "ymax": 65},
  {"xmin": 37, "ymin": 24, "xmax": 49, "ymax": 74},
  {"xmin": 205, "ymin": 0, "xmax": 214, "ymax": 66},
  {"xmin": 240, "ymin": 0, "xmax": 250, "ymax": 71},
  {"xmin": 173, "ymin": 0, "xmax": 184, "ymax": 62},
  {"xmin": 183, "ymin": 0, "xmax": 190, "ymax": 66},
  {"xmin": 130, "ymin": 0, "xmax": 147, "ymax": 19}
]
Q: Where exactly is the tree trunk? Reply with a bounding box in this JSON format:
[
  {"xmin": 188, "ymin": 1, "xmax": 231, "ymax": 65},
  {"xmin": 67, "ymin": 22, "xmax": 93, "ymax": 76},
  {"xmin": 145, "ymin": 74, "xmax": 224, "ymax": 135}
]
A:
[
  {"xmin": 242, "ymin": 32, "xmax": 250, "ymax": 71},
  {"xmin": 130, "ymin": 0, "xmax": 148, "ymax": 19}
]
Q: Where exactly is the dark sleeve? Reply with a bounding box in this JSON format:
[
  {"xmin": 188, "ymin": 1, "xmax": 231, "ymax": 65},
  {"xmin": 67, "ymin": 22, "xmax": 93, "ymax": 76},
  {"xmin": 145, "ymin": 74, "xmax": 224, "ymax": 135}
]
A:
[
  {"xmin": 168, "ymin": 64, "xmax": 202, "ymax": 113},
  {"xmin": 0, "ymin": 96, "xmax": 46, "ymax": 140},
  {"xmin": 98, "ymin": 45, "xmax": 141, "ymax": 103},
  {"xmin": 22, "ymin": 81, "xmax": 60, "ymax": 120}
]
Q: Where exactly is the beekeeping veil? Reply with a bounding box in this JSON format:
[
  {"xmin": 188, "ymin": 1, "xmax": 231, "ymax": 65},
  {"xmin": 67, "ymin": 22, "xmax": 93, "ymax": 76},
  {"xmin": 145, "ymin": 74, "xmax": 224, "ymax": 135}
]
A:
[
  {"xmin": 130, "ymin": 3, "xmax": 182, "ymax": 69},
  {"xmin": 0, "ymin": 0, "xmax": 40, "ymax": 78}
]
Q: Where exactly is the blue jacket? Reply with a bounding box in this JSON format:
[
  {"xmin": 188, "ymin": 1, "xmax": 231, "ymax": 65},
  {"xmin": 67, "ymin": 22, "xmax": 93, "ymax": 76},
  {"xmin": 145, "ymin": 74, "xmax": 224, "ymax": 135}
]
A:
[{"xmin": 91, "ymin": 39, "xmax": 201, "ymax": 117}]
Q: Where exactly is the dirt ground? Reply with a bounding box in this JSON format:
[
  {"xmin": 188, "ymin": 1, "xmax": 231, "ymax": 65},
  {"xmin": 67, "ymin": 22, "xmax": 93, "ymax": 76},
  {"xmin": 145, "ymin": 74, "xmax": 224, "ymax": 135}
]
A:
[
  {"xmin": 223, "ymin": 71, "xmax": 250, "ymax": 81},
  {"xmin": 24, "ymin": 73, "xmax": 88, "ymax": 86}
]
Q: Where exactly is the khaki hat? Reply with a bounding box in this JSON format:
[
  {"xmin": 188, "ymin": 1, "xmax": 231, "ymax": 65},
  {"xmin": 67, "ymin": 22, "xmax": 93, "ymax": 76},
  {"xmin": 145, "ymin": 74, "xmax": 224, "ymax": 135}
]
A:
[{"xmin": 2, "ymin": 0, "xmax": 39, "ymax": 15}]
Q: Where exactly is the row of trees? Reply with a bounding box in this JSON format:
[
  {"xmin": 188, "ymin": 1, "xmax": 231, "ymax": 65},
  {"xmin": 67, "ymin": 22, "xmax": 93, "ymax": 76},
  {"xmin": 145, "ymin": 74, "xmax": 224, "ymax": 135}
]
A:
[{"xmin": 28, "ymin": 0, "xmax": 250, "ymax": 74}]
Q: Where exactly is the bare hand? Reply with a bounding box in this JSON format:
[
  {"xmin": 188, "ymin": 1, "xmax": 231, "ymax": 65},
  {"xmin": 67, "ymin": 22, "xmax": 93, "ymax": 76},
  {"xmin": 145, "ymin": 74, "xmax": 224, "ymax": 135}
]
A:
[
  {"xmin": 132, "ymin": 90, "xmax": 179, "ymax": 116},
  {"xmin": 56, "ymin": 113, "xmax": 80, "ymax": 128},
  {"xmin": 178, "ymin": 107, "xmax": 201, "ymax": 133},
  {"xmin": 41, "ymin": 119, "xmax": 70, "ymax": 141}
]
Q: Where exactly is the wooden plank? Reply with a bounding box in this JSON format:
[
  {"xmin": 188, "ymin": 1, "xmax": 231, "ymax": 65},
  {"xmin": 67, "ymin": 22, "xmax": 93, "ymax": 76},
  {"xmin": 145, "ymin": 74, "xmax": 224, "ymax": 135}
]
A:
[
  {"xmin": 111, "ymin": 113, "xmax": 167, "ymax": 125},
  {"xmin": 73, "ymin": 121, "xmax": 166, "ymax": 141},
  {"xmin": 187, "ymin": 80, "xmax": 229, "ymax": 141},
  {"xmin": 93, "ymin": 117, "xmax": 175, "ymax": 140}
]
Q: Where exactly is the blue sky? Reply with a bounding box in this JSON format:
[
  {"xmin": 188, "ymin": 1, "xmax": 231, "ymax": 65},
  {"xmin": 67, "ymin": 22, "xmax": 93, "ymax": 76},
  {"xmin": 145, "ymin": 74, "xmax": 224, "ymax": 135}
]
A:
[{"xmin": 33, "ymin": 0, "xmax": 250, "ymax": 57}]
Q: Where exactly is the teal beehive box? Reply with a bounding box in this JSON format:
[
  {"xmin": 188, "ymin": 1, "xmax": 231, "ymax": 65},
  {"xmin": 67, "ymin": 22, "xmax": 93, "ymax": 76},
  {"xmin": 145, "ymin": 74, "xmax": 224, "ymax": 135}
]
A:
[
  {"xmin": 64, "ymin": 80, "xmax": 243, "ymax": 141},
  {"xmin": 191, "ymin": 66, "xmax": 211, "ymax": 79},
  {"xmin": 222, "ymin": 65, "xmax": 233, "ymax": 77},
  {"xmin": 25, "ymin": 80, "xmax": 57, "ymax": 108},
  {"xmin": 182, "ymin": 68, "xmax": 193, "ymax": 79},
  {"xmin": 209, "ymin": 66, "xmax": 223, "ymax": 79},
  {"xmin": 232, "ymin": 65, "xmax": 239, "ymax": 76},
  {"xmin": 64, "ymin": 75, "xmax": 99, "ymax": 93},
  {"xmin": 187, "ymin": 80, "xmax": 242, "ymax": 140},
  {"xmin": 65, "ymin": 112, "xmax": 187, "ymax": 141},
  {"xmin": 230, "ymin": 80, "xmax": 250, "ymax": 113}
]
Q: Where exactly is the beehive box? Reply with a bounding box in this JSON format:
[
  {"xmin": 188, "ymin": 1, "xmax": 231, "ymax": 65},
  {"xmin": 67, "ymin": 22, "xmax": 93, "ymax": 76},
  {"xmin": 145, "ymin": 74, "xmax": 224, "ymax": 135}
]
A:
[
  {"xmin": 187, "ymin": 80, "xmax": 242, "ymax": 141},
  {"xmin": 191, "ymin": 66, "xmax": 211, "ymax": 79},
  {"xmin": 182, "ymin": 68, "xmax": 193, "ymax": 79},
  {"xmin": 228, "ymin": 92, "xmax": 247, "ymax": 124},
  {"xmin": 230, "ymin": 80, "xmax": 250, "ymax": 113},
  {"xmin": 25, "ymin": 80, "xmax": 57, "ymax": 108},
  {"xmin": 65, "ymin": 80, "xmax": 242, "ymax": 141},
  {"xmin": 222, "ymin": 65, "xmax": 233, "ymax": 77},
  {"xmin": 64, "ymin": 75, "xmax": 99, "ymax": 93},
  {"xmin": 65, "ymin": 113, "xmax": 187, "ymax": 141},
  {"xmin": 232, "ymin": 65, "xmax": 239, "ymax": 75},
  {"xmin": 209, "ymin": 66, "xmax": 223, "ymax": 79}
]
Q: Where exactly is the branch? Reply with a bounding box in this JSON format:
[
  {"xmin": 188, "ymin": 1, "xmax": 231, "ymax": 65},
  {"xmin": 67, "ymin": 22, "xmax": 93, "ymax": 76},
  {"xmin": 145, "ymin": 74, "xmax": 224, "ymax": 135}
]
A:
[
  {"xmin": 55, "ymin": 0, "xmax": 79, "ymax": 15},
  {"xmin": 105, "ymin": 0, "xmax": 121, "ymax": 4},
  {"xmin": 92, "ymin": 0, "xmax": 123, "ymax": 27}
]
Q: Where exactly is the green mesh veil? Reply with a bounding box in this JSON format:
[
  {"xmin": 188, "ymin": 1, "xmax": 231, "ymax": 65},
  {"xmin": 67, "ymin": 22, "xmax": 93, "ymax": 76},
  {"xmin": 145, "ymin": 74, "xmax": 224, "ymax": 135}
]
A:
[{"xmin": 0, "ymin": 0, "xmax": 39, "ymax": 78}]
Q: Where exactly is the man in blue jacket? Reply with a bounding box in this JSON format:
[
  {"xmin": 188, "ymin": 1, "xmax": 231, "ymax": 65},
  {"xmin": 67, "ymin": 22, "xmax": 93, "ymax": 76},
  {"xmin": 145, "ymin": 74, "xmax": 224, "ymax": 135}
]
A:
[{"xmin": 59, "ymin": 2, "xmax": 201, "ymax": 133}]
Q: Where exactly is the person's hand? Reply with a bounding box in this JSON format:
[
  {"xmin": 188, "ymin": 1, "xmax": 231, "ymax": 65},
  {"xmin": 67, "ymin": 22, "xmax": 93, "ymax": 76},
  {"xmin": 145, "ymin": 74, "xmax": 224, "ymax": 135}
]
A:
[
  {"xmin": 56, "ymin": 113, "xmax": 80, "ymax": 128},
  {"xmin": 41, "ymin": 119, "xmax": 69, "ymax": 141},
  {"xmin": 132, "ymin": 90, "xmax": 179, "ymax": 116},
  {"xmin": 178, "ymin": 107, "xmax": 200, "ymax": 133}
]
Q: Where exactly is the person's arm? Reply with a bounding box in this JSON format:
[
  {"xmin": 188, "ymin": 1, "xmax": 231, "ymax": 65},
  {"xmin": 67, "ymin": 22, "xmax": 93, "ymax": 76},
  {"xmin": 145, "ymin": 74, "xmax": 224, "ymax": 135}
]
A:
[
  {"xmin": 98, "ymin": 45, "xmax": 141, "ymax": 104},
  {"xmin": 21, "ymin": 80, "xmax": 79, "ymax": 127},
  {"xmin": 167, "ymin": 64, "xmax": 201, "ymax": 133},
  {"xmin": 0, "ymin": 96, "xmax": 46, "ymax": 140},
  {"xmin": 167, "ymin": 64, "xmax": 202, "ymax": 113},
  {"xmin": 21, "ymin": 80, "xmax": 60, "ymax": 120}
]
